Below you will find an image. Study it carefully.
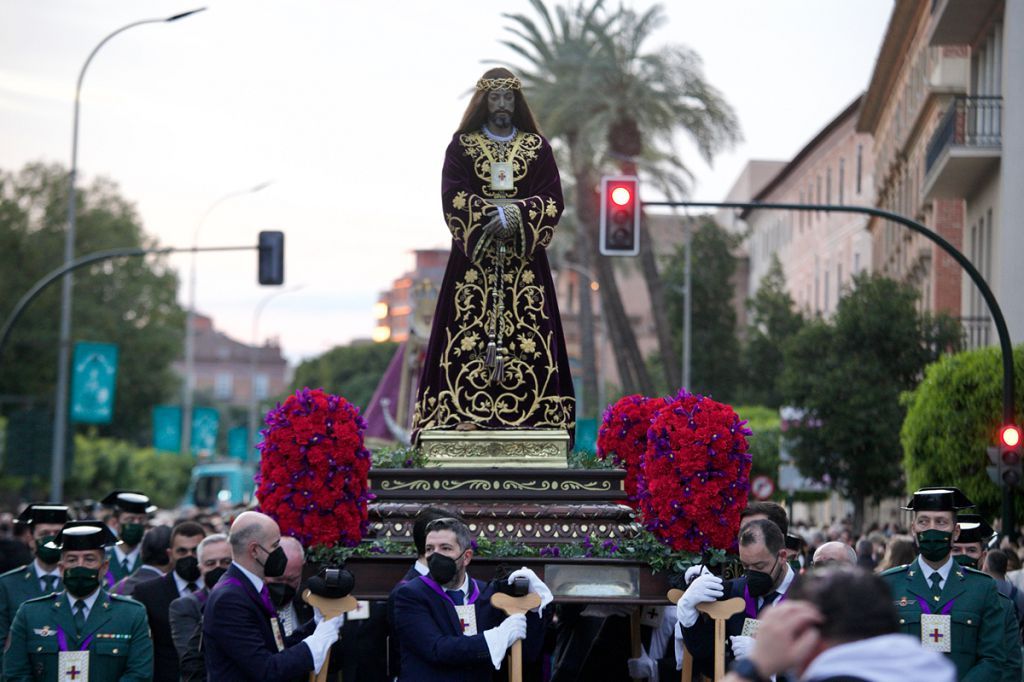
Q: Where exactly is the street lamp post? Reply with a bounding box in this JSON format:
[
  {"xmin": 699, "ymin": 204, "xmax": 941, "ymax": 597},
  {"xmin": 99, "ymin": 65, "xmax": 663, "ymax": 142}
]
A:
[
  {"xmin": 51, "ymin": 8, "xmax": 205, "ymax": 500},
  {"xmin": 181, "ymin": 181, "xmax": 271, "ymax": 456},
  {"xmin": 248, "ymin": 286, "xmax": 303, "ymax": 457}
]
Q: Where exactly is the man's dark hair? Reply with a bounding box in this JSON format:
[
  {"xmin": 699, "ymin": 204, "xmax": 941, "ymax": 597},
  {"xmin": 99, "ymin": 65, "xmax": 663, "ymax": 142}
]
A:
[
  {"xmin": 856, "ymin": 539, "xmax": 874, "ymax": 557},
  {"xmin": 740, "ymin": 501, "xmax": 789, "ymax": 535},
  {"xmin": 412, "ymin": 507, "xmax": 457, "ymax": 557},
  {"xmin": 140, "ymin": 525, "xmax": 172, "ymax": 567},
  {"xmin": 985, "ymin": 549, "xmax": 1008, "ymax": 576},
  {"xmin": 171, "ymin": 521, "xmax": 206, "ymax": 545},
  {"xmin": 739, "ymin": 519, "xmax": 785, "ymax": 555},
  {"xmin": 788, "ymin": 566, "xmax": 899, "ymax": 642},
  {"xmin": 423, "ymin": 516, "xmax": 474, "ymax": 553}
]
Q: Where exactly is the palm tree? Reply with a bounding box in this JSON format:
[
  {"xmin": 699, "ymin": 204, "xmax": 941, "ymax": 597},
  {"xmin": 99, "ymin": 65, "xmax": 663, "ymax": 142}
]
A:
[{"xmin": 498, "ymin": 0, "xmax": 741, "ymax": 399}]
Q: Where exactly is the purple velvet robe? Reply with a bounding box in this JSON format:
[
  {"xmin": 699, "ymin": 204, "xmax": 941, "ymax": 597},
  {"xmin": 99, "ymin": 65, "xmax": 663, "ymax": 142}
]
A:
[{"xmin": 412, "ymin": 129, "xmax": 575, "ymax": 440}]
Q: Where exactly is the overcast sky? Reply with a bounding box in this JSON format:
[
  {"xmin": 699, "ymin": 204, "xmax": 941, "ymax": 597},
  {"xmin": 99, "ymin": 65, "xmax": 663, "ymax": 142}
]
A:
[{"xmin": 1, "ymin": 0, "xmax": 893, "ymax": 364}]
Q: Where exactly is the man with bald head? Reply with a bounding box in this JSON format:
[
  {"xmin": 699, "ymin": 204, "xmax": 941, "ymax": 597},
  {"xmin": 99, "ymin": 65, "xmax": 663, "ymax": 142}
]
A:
[
  {"xmin": 203, "ymin": 511, "xmax": 343, "ymax": 680},
  {"xmin": 811, "ymin": 542, "xmax": 857, "ymax": 568}
]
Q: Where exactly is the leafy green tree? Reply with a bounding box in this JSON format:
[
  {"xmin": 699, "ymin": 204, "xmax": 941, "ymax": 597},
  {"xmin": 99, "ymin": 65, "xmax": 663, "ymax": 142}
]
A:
[
  {"xmin": 740, "ymin": 256, "xmax": 805, "ymax": 407},
  {"xmin": 0, "ymin": 163, "xmax": 185, "ymax": 443},
  {"xmin": 901, "ymin": 344, "xmax": 1024, "ymax": 524},
  {"xmin": 661, "ymin": 217, "xmax": 742, "ymax": 401},
  {"xmin": 499, "ymin": 0, "xmax": 740, "ymax": 398},
  {"xmin": 779, "ymin": 274, "xmax": 962, "ymax": 531},
  {"xmin": 290, "ymin": 341, "xmax": 399, "ymax": 410},
  {"xmin": 65, "ymin": 435, "xmax": 194, "ymax": 509}
]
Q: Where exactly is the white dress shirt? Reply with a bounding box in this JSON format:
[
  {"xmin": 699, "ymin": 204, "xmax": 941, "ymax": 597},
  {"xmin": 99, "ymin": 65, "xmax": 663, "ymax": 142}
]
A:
[
  {"xmin": 231, "ymin": 561, "xmax": 265, "ymax": 594},
  {"xmin": 917, "ymin": 555, "xmax": 954, "ymax": 590},
  {"xmin": 33, "ymin": 560, "xmax": 61, "ymax": 593},
  {"xmin": 112, "ymin": 544, "xmax": 141, "ymax": 569},
  {"xmin": 171, "ymin": 569, "xmax": 200, "ymax": 598}
]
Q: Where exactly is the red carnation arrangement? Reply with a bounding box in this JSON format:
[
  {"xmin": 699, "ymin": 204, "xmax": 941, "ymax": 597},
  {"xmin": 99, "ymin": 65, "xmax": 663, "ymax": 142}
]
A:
[
  {"xmin": 636, "ymin": 389, "xmax": 752, "ymax": 553},
  {"xmin": 597, "ymin": 394, "xmax": 667, "ymax": 506},
  {"xmin": 256, "ymin": 388, "xmax": 373, "ymax": 547}
]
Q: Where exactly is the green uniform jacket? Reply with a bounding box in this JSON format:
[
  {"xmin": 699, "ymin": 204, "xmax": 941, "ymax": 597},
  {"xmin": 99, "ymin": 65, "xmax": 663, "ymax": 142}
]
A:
[
  {"xmin": 104, "ymin": 549, "xmax": 141, "ymax": 586},
  {"xmin": 2, "ymin": 588, "xmax": 153, "ymax": 681},
  {"xmin": 996, "ymin": 592, "xmax": 1023, "ymax": 682},
  {"xmin": 880, "ymin": 560, "xmax": 1007, "ymax": 681},
  {"xmin": 0, "ymin": 564, "xmax": 58, "ymax": 673}
]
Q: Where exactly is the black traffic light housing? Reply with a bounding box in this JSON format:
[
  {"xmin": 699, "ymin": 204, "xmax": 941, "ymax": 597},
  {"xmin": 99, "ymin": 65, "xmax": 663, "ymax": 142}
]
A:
[
  {"xmin": 599, "ymin": 175, "xmax": 640, "ymax": 256},
  {"xmin": 258, "ymin": 231, "xmax": 284, "ymax": 285}
]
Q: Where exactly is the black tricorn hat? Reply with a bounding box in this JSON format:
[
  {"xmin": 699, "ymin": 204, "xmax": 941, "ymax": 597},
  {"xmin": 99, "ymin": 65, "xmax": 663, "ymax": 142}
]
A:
[
  {"xmin": 954, "ymin": 514, "xmax": 995, "ymax": 545},
  {"xmin": 101, "ymin": 490, "xmax": 154, "ymax": 515},
  {"xmin": 17, "ymin": 503, "xmax": 70, "ymax": 527},
  {"xmin": 901, "ymin": 486, "xmax": 974, "ymax": 512},
  {"xmin": 46, "ymin": 521, "xmax": 119, "ymax": 552},
  {"xmin": 785, "ymin": 533, "xmax": 804, "ymax": 552}
]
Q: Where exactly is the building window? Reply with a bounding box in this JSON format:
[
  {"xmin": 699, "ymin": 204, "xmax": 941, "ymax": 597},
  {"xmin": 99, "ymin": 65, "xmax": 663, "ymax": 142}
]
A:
[
  {"xmin": 214, "ymin": 372, "xmax": 233, "ymax": 399},
  {"xmin": 826, "ymin": 168, "xmax": 832, "ymax": 204},
  {"xmin": 837, "ymin": 263, "xmax": 843, "ymax": 296},
  {"xmin": 838, "ymin": 159, "xmax": 845, "ymax": 205},
  {"xmin": 854, "ymin": 252, "xmax": 861, "ymax": 274},
  {"xmin": 824, "ymin": 269, "xmax": 830, "ymax": 311},
  {"xmin": 856, "ymin": 144, "xmax": 863, "ymax": 194},
  {"xmin": 253, "ymin": 373, "xmax": 269, "ymax": 400}
]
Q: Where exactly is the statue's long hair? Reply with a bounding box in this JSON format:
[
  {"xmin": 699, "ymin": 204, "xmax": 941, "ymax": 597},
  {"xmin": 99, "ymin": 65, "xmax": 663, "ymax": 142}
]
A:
[{"xmin": 456, "ymin": 67, "xmax": 542, "ymax": 135}]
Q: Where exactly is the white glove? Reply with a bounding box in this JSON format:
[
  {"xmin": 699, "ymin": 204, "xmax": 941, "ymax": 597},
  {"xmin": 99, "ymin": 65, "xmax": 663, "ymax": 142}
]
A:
[
  {"xmin": 627, "ymin": 644, "xmax": 658, "ymax": 680},
  {"xmin": 482, "ymin": 613, "xmax": 527, "ymax": 669},
  {"xmin": 684, "ymin": 564, "xmax": 711, "ymax": 585},
  {"xmin": 303, "ymin": 615, "xmax": 342, "ymax": 674},
  {"xmin": 729, "ymin": 634, "xmax": 754, "ymax": 658},
  {"xmin": 675, "ymin": 574, "xmax": 723, "ymax": 628},
  {"xmin": 507, "ymin": 566, "xmax": 553, "ymax": 617}
]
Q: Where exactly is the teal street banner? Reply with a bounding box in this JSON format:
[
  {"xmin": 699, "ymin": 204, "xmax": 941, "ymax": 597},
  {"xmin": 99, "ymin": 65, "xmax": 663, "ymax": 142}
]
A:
[
  {"xmin": 70, "ymin": 342, "xmax": 119, "ymax": 424},
  {"xmin": 227, "ymin": 426, "xmax": 249, "ymax": 460},
  {"xmin": 191, "ymin": 407, "xmax": 220, "ymax": 455},
  {"xmin": 153, "ymin": 405, "xmax": 182, "ymax": 452}
]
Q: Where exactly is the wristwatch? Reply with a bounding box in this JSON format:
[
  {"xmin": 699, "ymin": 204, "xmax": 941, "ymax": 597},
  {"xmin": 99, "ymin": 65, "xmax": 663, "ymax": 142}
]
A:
[{"xmin": 730, "ymin": 657, "xmax": 770, "ymax": 682}]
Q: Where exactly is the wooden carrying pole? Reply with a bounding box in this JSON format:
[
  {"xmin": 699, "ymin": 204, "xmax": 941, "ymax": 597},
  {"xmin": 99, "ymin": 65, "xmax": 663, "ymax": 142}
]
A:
[
  {"xmin": 491, "ymin": 592, "xmax": 542, "ymax": 682},
  {"xmin": 668, "ymin": 589, "xmax": 744, "ymax": 682},
  {"xmin": 303, "ymin": 590, "xmax": 359, "ymax": 682}
]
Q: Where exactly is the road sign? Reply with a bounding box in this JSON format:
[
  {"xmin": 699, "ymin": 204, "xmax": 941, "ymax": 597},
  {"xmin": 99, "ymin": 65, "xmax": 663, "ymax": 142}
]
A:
[
  {"xmin": 153, "ymin": 405, "xmax": 182, "ymax": 452},
  {"xmin": 751, "ymin": 475, "xmax": 776, "ymax": 500},
  {"xmin": 70, "ymin": 342, "xmax": 118, "ymax": 424},
  {"xmin": 191, "ymin": 407, "xmax": 220, "ymax": 455}
]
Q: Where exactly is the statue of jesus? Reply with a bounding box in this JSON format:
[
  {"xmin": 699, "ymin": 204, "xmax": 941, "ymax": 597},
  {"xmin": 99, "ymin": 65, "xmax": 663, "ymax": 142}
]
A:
[{"xmin": 412, "ymin": 67, "xmax": 575, "ymax": 443}]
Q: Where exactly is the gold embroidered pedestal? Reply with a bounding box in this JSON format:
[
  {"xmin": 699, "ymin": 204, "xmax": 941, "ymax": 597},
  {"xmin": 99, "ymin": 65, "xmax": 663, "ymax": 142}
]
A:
[{"xmin": 418, "ymin": 428, "xmax": 569, "ymax": 468}]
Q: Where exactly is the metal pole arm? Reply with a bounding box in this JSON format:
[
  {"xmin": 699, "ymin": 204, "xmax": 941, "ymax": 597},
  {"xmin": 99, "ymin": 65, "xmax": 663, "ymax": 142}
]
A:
[{"xmin": 0, "ymin": 245, "xmax": 253, "ymax": 362}]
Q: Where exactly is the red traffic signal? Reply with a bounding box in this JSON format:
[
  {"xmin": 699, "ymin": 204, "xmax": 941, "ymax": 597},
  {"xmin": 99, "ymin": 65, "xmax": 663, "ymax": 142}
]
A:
[
  {"xmin": 1000, "ymin": 424, "xmax": 1021, "ymax": 448},
  {"xmin": 998, "ymin": 424, "xmax": 1022, "ymax": 487},
  {"xmin": 600, "ymin": 176, "xmax": 640, "ymax": 256}
]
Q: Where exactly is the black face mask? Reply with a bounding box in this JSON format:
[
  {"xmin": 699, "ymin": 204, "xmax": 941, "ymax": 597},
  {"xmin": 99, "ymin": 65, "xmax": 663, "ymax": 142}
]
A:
[
  {"xmin": 35, "ymin": 535, "xmax": 61, "ymax": 565},
  {"xmin": 257, "ymin": 545, "xmax": 288, "ymax": 578},
  {"xmin": 174, "ymin": 555, "xmax": 201, "ymax": 582},
  {"xmin": 916, "ymin": 529, "xmax": 953, "ymax": 563},
  {"xmin": 746, "ymin": 555, "xmax": 781, "ymax": 598},
  {"xmin": 120, "ymin": 523, "xmax": 145, "ymax": 546},
  {"xmin": 63, "ymin": 566, "xmax": 100, "ymax": 598},
  {"xmin": 203, "ymin": 566, "xmax": 228, "ymax": 590},
  {"xmin": 267, "ymin": 582, "xmax": 297, "ymax": 608},
  {"xmin": 953, "ymin": 554, "xmax": 978, "ymax": 569},
  {"xmin": 427, "ymin": 551, "xmax": 465, "ymax": 585}
]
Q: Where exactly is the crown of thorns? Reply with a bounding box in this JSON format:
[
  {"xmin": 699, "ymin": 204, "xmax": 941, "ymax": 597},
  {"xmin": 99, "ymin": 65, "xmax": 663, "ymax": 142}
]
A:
[{"xmin": 476, "ymin": 76, "xmax": 522, "ymax": 92}]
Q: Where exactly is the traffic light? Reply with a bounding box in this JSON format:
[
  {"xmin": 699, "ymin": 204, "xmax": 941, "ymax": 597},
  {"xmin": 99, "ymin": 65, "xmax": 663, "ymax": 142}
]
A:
[
  {"xmin": 600, "ymin": 175, "xmax": 640, "ymax": 256},
  {"xmin": 998, "ymin": 424, "xmax": 1022, "ymax": 487},
  {"xmin": 258, "ymin": 231, "xmax": 284, "ymax": 285}
]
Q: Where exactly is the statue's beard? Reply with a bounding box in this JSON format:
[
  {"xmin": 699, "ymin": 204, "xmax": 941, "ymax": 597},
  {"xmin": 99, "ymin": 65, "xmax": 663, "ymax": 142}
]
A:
[{"xmin": 489, "ymin": 111, "xmax": 512, "ymax": 130}]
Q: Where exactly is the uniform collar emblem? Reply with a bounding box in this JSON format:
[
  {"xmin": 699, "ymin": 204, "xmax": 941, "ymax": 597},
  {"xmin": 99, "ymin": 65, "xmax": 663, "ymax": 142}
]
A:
[{"xmin": 33, "ymin": 626, "xmax": 55, "ymax": 637}]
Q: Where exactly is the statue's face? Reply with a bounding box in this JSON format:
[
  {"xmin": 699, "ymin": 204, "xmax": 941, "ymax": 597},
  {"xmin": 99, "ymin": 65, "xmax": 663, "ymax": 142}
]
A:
[{"xmin": 487, "ymin": 89, "xmax": 515, "ymax": 130}]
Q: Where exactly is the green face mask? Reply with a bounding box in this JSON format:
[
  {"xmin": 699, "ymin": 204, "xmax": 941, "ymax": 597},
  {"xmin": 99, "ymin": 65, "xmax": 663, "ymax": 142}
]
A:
[
  {"xmin": 120, "ymin": 522, "xmax": 144, "ymax": 546},
  {"xmin": 63, "ymin": 566, "xmax": 100, "ymax": 598},
  {"xmin": 953, "ymin": 554, "xmax": 978, "ymax": 569},
  {"xmin": 916, "ymin": 529, "xmax": 953, "ymax": 562},
  {"xmin": 35, "ymin": 535, "xmax": 61, "ymax": 565},
  {"xmin": 789, "ymin": 558, "xmax": 801, "ymax": 574}
]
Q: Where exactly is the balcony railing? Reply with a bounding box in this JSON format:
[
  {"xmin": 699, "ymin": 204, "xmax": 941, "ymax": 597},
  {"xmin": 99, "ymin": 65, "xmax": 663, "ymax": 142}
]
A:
[
  {"xmin": 960, "ymin": 315, "xmax": 992, "ymax": 349},
  {"xmin": 925, "ymin": 96, "xmax": 1002, "ymax": 174}
]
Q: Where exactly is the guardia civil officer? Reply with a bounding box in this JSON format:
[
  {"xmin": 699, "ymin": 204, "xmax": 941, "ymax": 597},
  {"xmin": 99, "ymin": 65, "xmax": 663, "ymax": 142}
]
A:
[
  {"xmin": 100, "ymin": 491, "xmax": 154, "ymax": 586},
  {"xmin": 951, "ymin": 515, "xmax": 1023, "ymax": 681},
  {"xmin": 2, "ymin": 520, "xmax": 154, "ymax": 681},
  {"xmin": 0, "ymin": 505, "xmax": 70, "ymax": 673},
  {"xmin": 879, "ymin": 487, "xmax": 1007, "ymax": 680}
]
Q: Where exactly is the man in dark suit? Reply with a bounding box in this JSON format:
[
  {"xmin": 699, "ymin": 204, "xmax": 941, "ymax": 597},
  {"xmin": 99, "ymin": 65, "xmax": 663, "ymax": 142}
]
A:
[
  {"xmin": 203, "ymin": 511, "xmax": 342, "ymax": 681},
  {"xmin": 169, "ymin": 532, "xmax": 232, "ymax": 682},
  {"xmin": 132, "ymin": 521, "xmax": 206, "ymax": 682},
  {"xmin": 112, "ymin": 525, "xmax": 171, "ymax": 596},
  {"xmin": 392, "ymin": 517, "xmax": 551, "ymax": 682},
  {"xmin": 387, "ymin": 506, "xmax": 454, "ymax": 678},
  {"xmin": 678, "ymin": 519, "xmax": 797, "ymax": 679}
]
